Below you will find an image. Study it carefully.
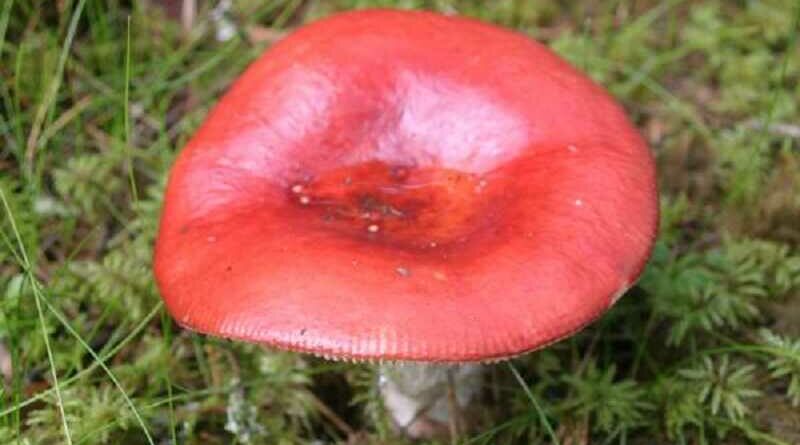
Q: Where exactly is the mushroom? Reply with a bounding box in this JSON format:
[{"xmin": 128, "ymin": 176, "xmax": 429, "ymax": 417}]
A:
[{"xmin": 154, "ymin": 9, "xmax": 658, "ymax": 440}]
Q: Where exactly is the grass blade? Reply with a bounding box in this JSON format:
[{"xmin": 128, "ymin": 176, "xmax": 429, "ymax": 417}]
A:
[
  {"xmin": 0, "ymin": 186, "xmax": 72, "ymax": 444},
  {"xmin": 24, "ymin": 0, "xmax": 86, "ymax": 171},
  {"xmin": 508, "ymin": 361, "xmax": 560, "ymax": 445},
  {"xmin": 124, "ymin": 14, "xmax": 138, "ymax": 203}
]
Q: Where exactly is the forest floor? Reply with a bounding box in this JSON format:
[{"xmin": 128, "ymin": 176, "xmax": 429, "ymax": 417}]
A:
[{"xmin": 2, "ymin": 1, "xmax": 800, "ymax": 444}]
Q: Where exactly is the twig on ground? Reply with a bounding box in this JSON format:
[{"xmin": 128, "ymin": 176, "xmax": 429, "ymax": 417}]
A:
[
  {"xmin": 0, "ymin": 341, "xmax": 12, "ymax": 383},
  {"xmin": 744, "ymin": 119, "xmax": 800, "ymax": 140},
  {"xmin": 307, "ymin": 391, "xmax": 357, "ymax": 439},
  {"xmin": 181, "ymin": 0, "xmax": 196, "ymax": 33},
  {"xmin": 246, "ymin": 25, "xmax": 289, "ymax": 44}
]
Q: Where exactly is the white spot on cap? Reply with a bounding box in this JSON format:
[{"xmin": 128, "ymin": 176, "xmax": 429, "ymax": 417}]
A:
[
  {"xmin": 291, "ymin": 184, "xmax": 304, "ymax": 194},
  {"xmin": 367, "ymin": 224, "xmax": 380, "ymax": 233},
  {"xmin": 395, "ymin": 267, "xmax": 410, "ymax": 277},
  {"xmin": 574, "ymin": 199, "xmax": 584, "ymax": 207},
  {"xmin": 429, "ymin": 241, "xmax": 438, "ymax": 248},
  {"xmin": 299, "ymin": 195, "xmax": 311, "ymax": 205},
  {"xmin": 567, "ymin": 144, "xmax": 578, "ymax": 153}
]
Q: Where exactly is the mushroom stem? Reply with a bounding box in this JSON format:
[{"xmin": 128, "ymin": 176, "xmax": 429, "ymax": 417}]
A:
[{"xmin": 378, "ymin": 363, "xmax": 484, "ymax": 440}]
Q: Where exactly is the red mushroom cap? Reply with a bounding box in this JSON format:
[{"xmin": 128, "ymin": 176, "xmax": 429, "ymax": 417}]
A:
[{"xmin": 154, "ymin": 9, "xmax": 658, "ymax": 362}]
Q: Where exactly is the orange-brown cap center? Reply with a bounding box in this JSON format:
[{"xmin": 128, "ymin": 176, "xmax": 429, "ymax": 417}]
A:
[{"xmin": 287, "ymin": 161, "xmax": 500, "ymax": 250}]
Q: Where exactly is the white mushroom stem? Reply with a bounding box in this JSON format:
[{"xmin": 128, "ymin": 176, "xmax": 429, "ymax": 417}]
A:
[{"xmin": 378, "ymin": 363, "xmax": 484, "ymax": 439}]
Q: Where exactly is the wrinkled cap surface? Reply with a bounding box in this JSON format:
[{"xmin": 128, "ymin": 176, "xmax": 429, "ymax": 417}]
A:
[{"xmin": 154, "ymin": 9, "xmax": 658, "ymax": 362}]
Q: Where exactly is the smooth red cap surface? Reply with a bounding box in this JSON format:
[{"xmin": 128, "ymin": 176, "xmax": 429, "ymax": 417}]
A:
[{"xmin": 154, "ymin": 9, "xmax": 658, "ymax": 362}]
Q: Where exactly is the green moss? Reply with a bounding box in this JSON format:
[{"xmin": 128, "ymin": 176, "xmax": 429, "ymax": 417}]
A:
[{"xmin": 1, "ymin": 1, "xmax": 799, "ymax": 443}]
